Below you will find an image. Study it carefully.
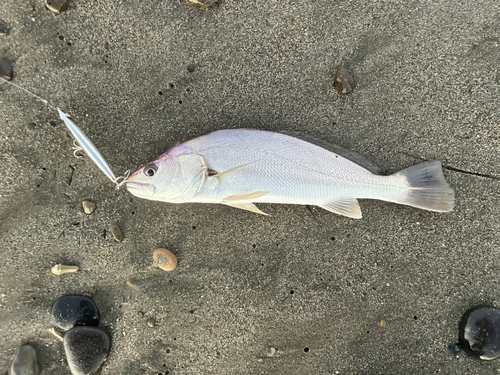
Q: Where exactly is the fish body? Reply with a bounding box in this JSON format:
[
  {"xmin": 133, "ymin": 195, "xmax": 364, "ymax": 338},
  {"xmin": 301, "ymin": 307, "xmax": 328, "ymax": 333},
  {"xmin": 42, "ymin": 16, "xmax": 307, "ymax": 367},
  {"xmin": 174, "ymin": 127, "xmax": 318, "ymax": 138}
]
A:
[{"xmin": 126, "ymin": 129, "xmax": 454, "ymax": 218}]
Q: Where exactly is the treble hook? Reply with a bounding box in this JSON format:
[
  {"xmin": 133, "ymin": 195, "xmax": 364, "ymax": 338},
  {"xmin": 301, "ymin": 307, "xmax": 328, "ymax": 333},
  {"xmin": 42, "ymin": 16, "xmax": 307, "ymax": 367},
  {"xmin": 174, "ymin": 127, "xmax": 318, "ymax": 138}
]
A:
[
  {"xmin": 114, "ymin": 170, "xmax": 130, "ymax": 190},
  {"xmin": 71, "ymin": 139, "xmax": 85, "ymax": 158}
]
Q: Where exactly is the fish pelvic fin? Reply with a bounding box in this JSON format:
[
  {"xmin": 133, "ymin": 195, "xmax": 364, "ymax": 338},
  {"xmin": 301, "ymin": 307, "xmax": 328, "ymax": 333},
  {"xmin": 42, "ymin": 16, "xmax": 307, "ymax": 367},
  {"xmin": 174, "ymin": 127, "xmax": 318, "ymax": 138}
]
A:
[
  {"xmin": 225, "ymin": 202, "xmax": 269, "ymax": 215},
  {"xmin": 393, "ymin": 161, "xmax": 455, "ymax": 212},
  {"xmin": 318, "ymin": 197, "xmax": 362, "ymax": 219},
  {"xmin": 223, "ymin": 191, "xmax": 270, "ymax": 215}
]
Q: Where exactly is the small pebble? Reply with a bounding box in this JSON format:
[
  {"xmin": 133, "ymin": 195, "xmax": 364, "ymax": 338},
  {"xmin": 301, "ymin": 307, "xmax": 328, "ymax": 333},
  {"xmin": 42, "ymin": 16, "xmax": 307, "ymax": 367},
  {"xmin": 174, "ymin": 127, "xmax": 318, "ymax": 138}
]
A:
[
  {"xmin": 153, "ymin": 248, "xmax": 178, "ymax": 271},
  {"xmin": 52, "ymin": 295, "xmax": 100, "ymax": 330},
  {"xmin": 334, "ymin": 65, "xmax": 356, "ymax": 95},
  {"xmin": 187, "ymin": 65, "xmax": 195, "ymax": 73},
  {"xmin": 51, "ymin": 264, "xmax": 79, "ymax": 275},
  {"xmin": 147, "ymin": 318, "xmax": 156, "ymax": 328},
  {"xmin": 448, "ymin": 343, "xmax": 461, "ymax": 356},
  {"xmin": 10, "ymin": 345, "xmax": 40, "ymax": 375},
  {"xmin": 110, "ymin": 224, "xmax": 123, "ymax": 242},
  {"xmin": 45, "ymin": 0, "xmax": 69, "ymax": 14},
  {"xmin": 380, "ymin": 320, "xmax": 387, "ymax": 327},
  {"xmin": 0, "ymin": 57, "xmax": 13, "ymax": 82},
  {"xmin": 0, "ymin": 22, "xmax": 10, "ymax": 36},
  {"xmin": 269, "ymin": 347, "xmax": 276, "ymax": 356},
  {"xmin": 459, "ymin": 305, "xmax": 500, "ymax": 360},
  {"xmin": 82, "ymin": 200, "xmax": 96, "ymax": 215},
  {"xmin": 64, "ymin": 327, "xmax": 110, "ymax": 375},
  {"xmin": 186, "ymin": 0, "xmax": 218, "ymax": 9}
]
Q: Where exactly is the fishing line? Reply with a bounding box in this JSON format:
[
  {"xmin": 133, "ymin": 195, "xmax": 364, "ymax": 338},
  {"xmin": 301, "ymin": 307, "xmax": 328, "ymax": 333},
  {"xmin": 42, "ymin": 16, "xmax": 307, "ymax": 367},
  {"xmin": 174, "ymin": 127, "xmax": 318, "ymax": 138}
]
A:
[
  {"xmin": 0, "ymin": 77, "xmax": 57, "ymax": 111},
  {"xmin": 0, "ymin": 77, "xmax": 130, "ymax": 189}
]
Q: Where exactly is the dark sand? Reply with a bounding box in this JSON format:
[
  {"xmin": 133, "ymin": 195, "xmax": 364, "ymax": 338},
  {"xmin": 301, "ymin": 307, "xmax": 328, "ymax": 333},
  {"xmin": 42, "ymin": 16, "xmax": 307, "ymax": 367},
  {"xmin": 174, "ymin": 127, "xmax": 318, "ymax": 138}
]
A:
[{"xmin": 1, "ymin": 1, "xmax": 499, "ymax": 374}]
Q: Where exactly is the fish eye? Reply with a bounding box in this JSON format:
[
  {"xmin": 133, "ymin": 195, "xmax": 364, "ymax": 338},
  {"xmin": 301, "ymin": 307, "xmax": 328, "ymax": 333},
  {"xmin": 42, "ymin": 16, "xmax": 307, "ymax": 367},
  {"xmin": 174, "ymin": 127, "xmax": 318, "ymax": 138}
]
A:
[{"xmin": 143, "ymin": 163, "xmax": 158, "ymax": 177}]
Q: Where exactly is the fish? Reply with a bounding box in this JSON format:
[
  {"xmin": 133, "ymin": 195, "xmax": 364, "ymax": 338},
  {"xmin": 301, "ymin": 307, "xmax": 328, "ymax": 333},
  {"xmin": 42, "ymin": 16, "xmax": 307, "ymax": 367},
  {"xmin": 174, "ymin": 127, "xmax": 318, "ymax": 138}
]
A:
[{"xmin": 126, "ymin": 129, "xmax": 455, "ymax": 218}]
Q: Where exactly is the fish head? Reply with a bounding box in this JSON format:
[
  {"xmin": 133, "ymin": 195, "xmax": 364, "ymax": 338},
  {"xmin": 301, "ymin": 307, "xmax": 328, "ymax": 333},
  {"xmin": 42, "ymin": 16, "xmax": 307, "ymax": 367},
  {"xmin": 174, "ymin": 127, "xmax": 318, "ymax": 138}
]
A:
[{"xmin": 126, "ymin": 149, "xmax": 207, "ymax": 203}]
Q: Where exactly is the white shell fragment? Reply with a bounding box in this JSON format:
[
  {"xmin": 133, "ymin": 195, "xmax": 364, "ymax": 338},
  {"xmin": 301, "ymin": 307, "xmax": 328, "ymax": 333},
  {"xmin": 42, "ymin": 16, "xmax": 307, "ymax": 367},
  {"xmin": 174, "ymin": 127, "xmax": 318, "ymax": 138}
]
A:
[
  {"xmin": 51, "ymin": 264, "xmax": 79, "ymax": 275},
  {"xmin": 187, "ymin": 0, "xmax": 218, "ymax": 8}
]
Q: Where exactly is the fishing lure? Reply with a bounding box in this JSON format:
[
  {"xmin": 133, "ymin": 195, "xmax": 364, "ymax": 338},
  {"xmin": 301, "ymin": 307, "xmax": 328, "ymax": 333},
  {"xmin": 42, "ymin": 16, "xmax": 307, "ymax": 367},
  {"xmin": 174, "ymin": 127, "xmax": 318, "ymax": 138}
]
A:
[{"xmin": 57, "ymin": 109, "xmax": 129, "ymax": 188}]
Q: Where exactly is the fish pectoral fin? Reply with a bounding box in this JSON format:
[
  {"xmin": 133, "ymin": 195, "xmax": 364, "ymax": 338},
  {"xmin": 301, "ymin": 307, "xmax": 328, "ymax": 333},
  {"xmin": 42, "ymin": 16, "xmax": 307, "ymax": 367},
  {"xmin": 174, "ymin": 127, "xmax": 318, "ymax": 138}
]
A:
[
  {"xmin": 215, "ymin": 161, "xmax": 259, "ymax": 183},
  {"xmin": 224, "ymin": 202, "xmax": 269, "ymax": 216},
  {"xmin": 224, "ymin": 191, "xmax": 269, "ymax": 202},
  {"xmin": 319, "ymin": 197, "xmax": 362, "ymax": 219}
]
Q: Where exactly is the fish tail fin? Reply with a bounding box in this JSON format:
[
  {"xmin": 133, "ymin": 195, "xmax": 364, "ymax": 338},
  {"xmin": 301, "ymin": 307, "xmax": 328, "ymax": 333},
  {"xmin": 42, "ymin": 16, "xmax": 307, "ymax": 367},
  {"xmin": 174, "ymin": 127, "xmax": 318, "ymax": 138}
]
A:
[{"xmin": 393, "ymin": 161, "xmax": 455, "ymax": 212}]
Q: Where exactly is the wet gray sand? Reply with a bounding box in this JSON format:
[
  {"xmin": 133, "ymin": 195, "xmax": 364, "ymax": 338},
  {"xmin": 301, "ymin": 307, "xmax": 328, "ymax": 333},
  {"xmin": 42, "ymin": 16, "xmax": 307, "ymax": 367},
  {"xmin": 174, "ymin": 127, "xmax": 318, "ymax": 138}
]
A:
[{"xmin": 1, "ymin": 1, "xmax": 499, "ymax": 374}]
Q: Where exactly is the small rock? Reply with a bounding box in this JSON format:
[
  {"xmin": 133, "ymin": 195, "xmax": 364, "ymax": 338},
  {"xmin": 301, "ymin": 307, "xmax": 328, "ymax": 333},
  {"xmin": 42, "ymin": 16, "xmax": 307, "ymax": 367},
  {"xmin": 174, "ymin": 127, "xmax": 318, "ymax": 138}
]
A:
[
  {"xmin": 82, "ymin": 200, "xmax": 96, "ymax": 215},
  {"xmin": 147, "ymin": 318, "xmax": 156, "ymax": 328},
  {"xmin": 110, "ymin": 224, "xmax": 123, "ymax": 242},
  {"xmin": 153, "ymin": 248, "xmax": 178, "ymax": 272},
  {"xmin": 269, "ymin": 347, "xmax": 276, "ymax": 356},
  {"xmin": 52, "ymin": 295, "xmax": 100, "ymax": 330},
  {"xmin": 448, "ymin": 343, "xmax": 461, "ymax": 356},
  {"xmin": 10, "ymin": 345, "xmax": 40, "ymax": 375},
  {"xmin": 459, "ymin": 305, "xmax": 500, "ymax": 360},
  {"xmin": 186, "ymin": 0, "xmax": 218, "ymax": 9},
  {"xmin": 334, "ymin": 65, "xmax": 356, "ymax": 95},
  {"xmin": 51, "ymin": 264, "xmax": 79, "ymax": 275},
  {"xmin": 380, "ymin": 320, "xmax": 387, "ymax": 327},
  {"xmin": 0, "ymin": 22, "xmax": 10, "ymax": 36},
  {"xmin": 64, "ymin": 327, "xmax": 110, "ymax": 375},
  {"xmin": 187, "ymin": 65, "xmax": 195, "ymax": 73},
  {"xmin": 0, "ymin": 57, "xmax": 13, "ymax": 82},
  {"xmin": 45, "ymin": 0, "xmax": 69, "ymax": 15}
]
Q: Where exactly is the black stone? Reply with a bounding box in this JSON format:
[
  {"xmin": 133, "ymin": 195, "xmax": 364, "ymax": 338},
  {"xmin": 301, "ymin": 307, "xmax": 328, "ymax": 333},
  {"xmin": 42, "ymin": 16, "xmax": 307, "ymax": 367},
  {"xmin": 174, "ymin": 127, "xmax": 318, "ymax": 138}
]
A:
[
  {"xmin": 52, "ymin": 295, "xmax": 100, "ymax": 330},
  {"xmin": 459, "ymin": 305, "xmax": 500, "ymax": 360},
  {"xmin": 64, "ymin": 327, "xmax": 110, "ymax": 375},
  {"xmin": 0, "ymin": 57, "xmax": 13, "ymax": 81},
  {"xmin": 187, "ymin": 65, "xmax": 195, "ymax": 73},
  {"xmin": 0, "ymin": 22, "xmax": 10, "ymax": 36}
]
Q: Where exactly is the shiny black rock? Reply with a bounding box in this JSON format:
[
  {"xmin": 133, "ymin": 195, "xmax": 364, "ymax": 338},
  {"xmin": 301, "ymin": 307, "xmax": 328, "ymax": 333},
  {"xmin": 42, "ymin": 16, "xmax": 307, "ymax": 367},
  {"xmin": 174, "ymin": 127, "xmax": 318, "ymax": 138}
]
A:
[
  {"xmin": 52, "ymin": 295, "xmax": 100, "ymax": 330},
  {"xmin": 64, "ymin": 327, "xmax": 110, "ymax": 375},
  {"xmin": 459, "ymin": 305, "xmax": 500, "ymax": 360}
]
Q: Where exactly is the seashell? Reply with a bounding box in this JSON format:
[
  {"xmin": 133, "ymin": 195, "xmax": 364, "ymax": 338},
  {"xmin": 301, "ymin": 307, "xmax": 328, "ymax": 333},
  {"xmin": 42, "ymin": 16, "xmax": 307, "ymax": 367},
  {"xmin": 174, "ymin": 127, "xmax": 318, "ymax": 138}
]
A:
[
  {"xmin": 153, "ymin": 248, "xmax": 178, "ymax": 271},
  {"xmin": 110, "ymin": 224, "xmax": 123, "ymax": 242},
  {"xmin": 52, "ymin": 264, "xmax": 79, "ymax": 275}
]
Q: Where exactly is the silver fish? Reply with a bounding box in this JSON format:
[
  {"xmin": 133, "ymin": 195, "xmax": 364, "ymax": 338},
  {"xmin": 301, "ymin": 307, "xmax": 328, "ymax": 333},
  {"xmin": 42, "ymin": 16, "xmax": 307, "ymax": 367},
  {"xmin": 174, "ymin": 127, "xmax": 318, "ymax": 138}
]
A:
[{"xmin": 126, "ymin": 129, "xmax": 455, "ymax": 218}]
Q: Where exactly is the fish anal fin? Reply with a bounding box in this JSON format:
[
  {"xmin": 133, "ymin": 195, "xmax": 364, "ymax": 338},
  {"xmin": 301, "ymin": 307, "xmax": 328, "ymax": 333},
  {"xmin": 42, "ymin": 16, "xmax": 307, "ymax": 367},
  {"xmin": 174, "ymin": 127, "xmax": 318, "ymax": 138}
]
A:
[
  {"xmin": 225, "ymin": 202, "xmax": 269, "ymax": 215},
  {"xmin": 224, "ymin": 191, "xmax": 269, "ymax": 202},
  {"xmin": 319, "ymin": 197, "xmax": 362, "ymax": 219}
]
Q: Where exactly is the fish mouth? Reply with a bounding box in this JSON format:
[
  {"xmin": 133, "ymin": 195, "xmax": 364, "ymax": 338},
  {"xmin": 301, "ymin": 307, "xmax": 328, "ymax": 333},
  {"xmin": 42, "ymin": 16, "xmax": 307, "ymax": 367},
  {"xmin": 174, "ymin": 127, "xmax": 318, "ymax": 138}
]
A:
[{"xmin": 126, "ymin": 181, "xmax": 156, "ymax": 198}]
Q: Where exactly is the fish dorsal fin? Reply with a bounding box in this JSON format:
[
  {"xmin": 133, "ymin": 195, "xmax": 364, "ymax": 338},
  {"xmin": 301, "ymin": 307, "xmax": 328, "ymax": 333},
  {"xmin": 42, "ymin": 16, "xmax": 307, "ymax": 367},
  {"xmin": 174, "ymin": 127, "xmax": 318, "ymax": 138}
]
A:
[
  {"xmin": 224, "ymin": 191, "xmax": 269, "ymax": 202},
  {"xmin": 224, "ymin": 202, "xmax": 269, "ymax": 215},
  {"xmin": 280, "ymin": 131, "xmax": 383, "ymax": 175},
  {"xmin": 318, "ymin": 197, "xmax": 362, "ymax": 219}
]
